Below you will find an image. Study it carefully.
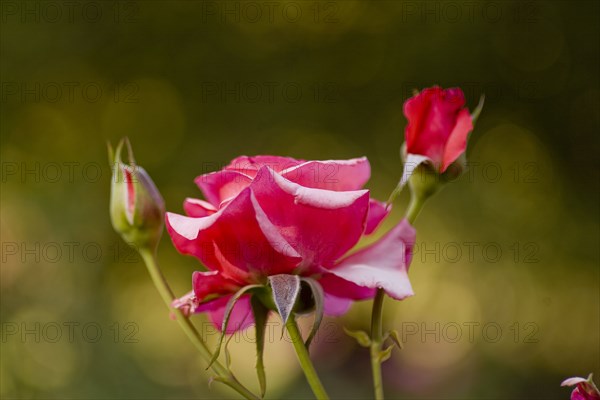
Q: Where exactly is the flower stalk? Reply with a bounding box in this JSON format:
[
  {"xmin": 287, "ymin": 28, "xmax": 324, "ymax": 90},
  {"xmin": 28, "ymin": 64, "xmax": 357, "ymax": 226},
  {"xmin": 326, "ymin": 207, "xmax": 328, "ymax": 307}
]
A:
[
  {"xmin": 369, "ymin": 289, "xmax": 386, "ymax": 400},
  {"xmin": 285, "ymin": 316, "xmax": 330, "ymax": 400},
  {"xmin": 369, "ymin": 185, "xmax": 430, "ymax": 400}
]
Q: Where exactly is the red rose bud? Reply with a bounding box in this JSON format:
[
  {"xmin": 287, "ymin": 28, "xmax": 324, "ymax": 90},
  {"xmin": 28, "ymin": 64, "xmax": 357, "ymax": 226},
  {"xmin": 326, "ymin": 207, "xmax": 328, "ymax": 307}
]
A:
[
  {"xmin": 397, "ymin": 86, "xmax": 484, "ymax": 192},
  {"xmin": 562, "ymin": 374, "xmax": 600, "ymax": 400},
  {"xmin": 109, "ymin": 138, "xmax": 165, "ymax": 251}
]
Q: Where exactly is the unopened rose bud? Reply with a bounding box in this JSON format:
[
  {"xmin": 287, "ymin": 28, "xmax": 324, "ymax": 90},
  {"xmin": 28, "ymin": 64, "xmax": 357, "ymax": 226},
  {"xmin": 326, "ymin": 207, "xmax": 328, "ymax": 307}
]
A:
[
  {"xmin": 395, "ymin": 87, "xmax": 484, "ymax": 197},
  {"xmin": 562, "ymin": 374, "xmax": 600, "ymax": 400},
  {"xmin": 109, "ymin": 138, "xmax": 165, "ymax": 251}
]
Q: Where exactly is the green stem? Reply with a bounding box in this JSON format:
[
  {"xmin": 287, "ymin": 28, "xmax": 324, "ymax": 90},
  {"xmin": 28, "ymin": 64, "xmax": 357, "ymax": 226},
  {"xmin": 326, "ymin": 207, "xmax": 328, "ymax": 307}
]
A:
[
  {"xmin": 370, "ymin": 290, "xmax": 385, "ymax": 400},
  {"xmin": 139, "ymin": 249, "xmax": 259, "ymax": 400},
  {"xmin": 285, "ymin": 317, "xmax": 330, "ymax": 400},
  {"xmin": 405, "ymin": 194, "xmax": 426, "ymax": 225},
  {"xmin": 369, "ymin": 193, "xmax": 429, "ymax": 400}
]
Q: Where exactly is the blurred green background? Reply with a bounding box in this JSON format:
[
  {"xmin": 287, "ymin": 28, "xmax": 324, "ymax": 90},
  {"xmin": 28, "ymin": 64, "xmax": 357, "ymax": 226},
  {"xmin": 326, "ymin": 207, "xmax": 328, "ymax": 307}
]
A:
[{"xmin": 1, "ymin": 0, "xmax": 599, "ymax": 398}]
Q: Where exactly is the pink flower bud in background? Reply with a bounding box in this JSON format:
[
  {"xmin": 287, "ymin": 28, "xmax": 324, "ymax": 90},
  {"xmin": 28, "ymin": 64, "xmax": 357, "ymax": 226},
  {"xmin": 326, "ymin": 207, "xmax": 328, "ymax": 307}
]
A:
[{"xmin": 562, "ymin": 375, "xmax": 600, "ymax": 400}]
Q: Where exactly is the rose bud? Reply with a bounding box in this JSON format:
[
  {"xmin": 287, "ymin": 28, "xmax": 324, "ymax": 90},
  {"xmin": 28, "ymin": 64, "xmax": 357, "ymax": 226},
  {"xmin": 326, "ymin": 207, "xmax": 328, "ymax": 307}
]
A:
[
  {"xmin": 562, "ymin": 374, "xmax": 600, "ymax": 400},
  {"xmin": 395, "ymin": 86, "xmax": 483, "ymax": 200},
  {"xmin": 109, "ymin": 138, "xmax": 165, "ymax": 252}
]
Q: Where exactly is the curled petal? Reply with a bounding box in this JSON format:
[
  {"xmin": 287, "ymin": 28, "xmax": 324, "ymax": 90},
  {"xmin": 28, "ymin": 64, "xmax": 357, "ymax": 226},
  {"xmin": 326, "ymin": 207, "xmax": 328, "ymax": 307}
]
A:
[
  {"xmin": 183, "ymin": 198, "xmax": 217, "ymax": 217},
  {"xmin": 562, "ymin": 378, "xmax": 589, "ymax": 387},
  {"xmin": 280, "ymin": 158, "xmax": 370, "ymax": 191},
  {"xmin": 194, "ymin": 170, "xmax": 252, "ymax": 207},
  {"xmin": 365, "ymin": 199, "xmax": 390, "ymax": 235},
  {"xmin": 225, "ymin": 155, "xmax": 305, "ymax": 177},
  {"xmin": 329, "ymin": 220, "xmax": 416, "ymax": 300},
  {"xmin": 193, "ymin": 270, "xmax": 240, "ymax": 302},
  {"xmin": 172, "ymin": 290, "xmax": 196, "ymax": 316}
]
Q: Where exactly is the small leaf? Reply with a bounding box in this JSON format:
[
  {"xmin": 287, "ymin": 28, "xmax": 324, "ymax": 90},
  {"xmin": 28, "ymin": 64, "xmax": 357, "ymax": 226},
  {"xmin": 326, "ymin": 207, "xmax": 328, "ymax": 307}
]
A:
[
  {"xmin": 386, "ymin": 329, "xmax": 403, "ymax": 350},
  {"xmin": 207, "ymin": 284, "xmax": 261, "ymax": 369},
  {"xmin": 343, "ymin": 327, "xmax": 371, "ymax": 347},
  {"xmin": 301, "ymin": 277, "xmax": 325, "ymax": 349},
  {"xmin": 471, "ymin": 94, "xmax": 485, "ymax": 124},
  {"xmin": 268, "ymin": 274, "xmax": 301, "ymax": 325},
  {"xmin": 378, "ymin": 345, "xmax": 394, "ymax": 363},
  {"xmin": 251, "ymin": 296, "xmax": 270, "ymax": 398}
]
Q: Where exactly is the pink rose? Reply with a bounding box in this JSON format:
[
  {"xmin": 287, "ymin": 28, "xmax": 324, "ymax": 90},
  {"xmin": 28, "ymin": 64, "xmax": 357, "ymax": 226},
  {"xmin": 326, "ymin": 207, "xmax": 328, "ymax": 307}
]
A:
[
  {"xmin": 562, "ymin": 376, "xmax": 600, "ymax": 400},
  {"xmin": 167, "ymin": 156, "xmax": 415, "ymax": 331}
]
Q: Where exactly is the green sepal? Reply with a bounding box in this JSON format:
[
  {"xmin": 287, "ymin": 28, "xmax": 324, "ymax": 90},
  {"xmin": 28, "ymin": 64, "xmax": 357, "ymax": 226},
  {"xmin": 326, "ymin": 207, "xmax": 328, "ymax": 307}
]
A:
[
  {"xmin": 300, "ymin": 277, "xmax": 325, "ymax": 350},
  {"xmin": 268, "ymin": 274, "xmax": 301, "ymax": 326},
  {"xmin": 471, "ymin": 94, "xmax": 485, "ymax": 124}
]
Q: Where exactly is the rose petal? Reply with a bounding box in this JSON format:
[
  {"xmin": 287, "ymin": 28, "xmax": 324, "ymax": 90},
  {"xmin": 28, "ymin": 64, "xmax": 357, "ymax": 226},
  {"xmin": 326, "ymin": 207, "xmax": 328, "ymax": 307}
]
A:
[
  {"xmin": 194, "ymin": 170, "xmax": 252, "ymax": 206},
  {"xmin": 183, "ymin": 198, "xmax": 217, "ymax": 217},
  {"xmin": 329, "ymin": 219, "xmax": 416, "ymax": 300},
  {"xmin": 166, "ymin": 188, "xmax": 302, "ymax": 281},
  {"xmin": 172, "ymin": 290, "xmax": 196, "ymax": 316},
  {"xmin": 206, "ymin": 295, "xmax": 255, "ymax": 334},
  {"xmin": 193, "ymin": 270, "xmax": 240, "ymax": 301},
  {"xmin": 319, "ymin": 273, "xmax": 375, "ymax": 300},
  {"xmin": 441, "ymin": 108, "xmax": 473, "ymax": 172},
  {"xmin": 323, "ymin": 293, "xmax": 353, "ymax": 316},
  {"xmin": 404, "ymin": 87, "xmax": 466, "ymax": 166},
  {"xmin": 250, "ymin": 166, "xmax": 370, "ymax": 268},
  {"xmin": 562, "ymin": 378, "xmax": 589, "ymax": 387},
  {"xmin": 365, "ymin": 198, "xmax": 390, "ymax": 235},
  {"xmin": 225, "ymin": 155, "xmax": 305, "ymax": 177},
  {"xmin": 280, "ymin": 158, "xmax": 370, "ymax": 191}
]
